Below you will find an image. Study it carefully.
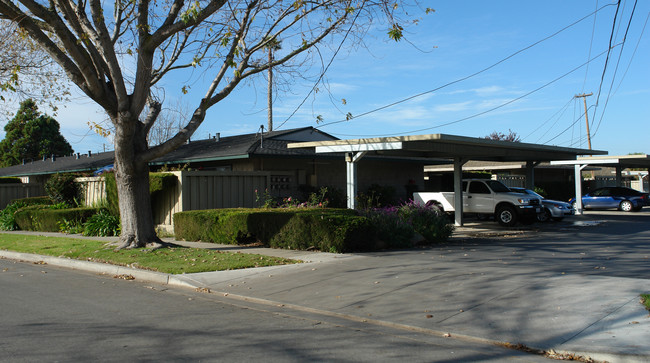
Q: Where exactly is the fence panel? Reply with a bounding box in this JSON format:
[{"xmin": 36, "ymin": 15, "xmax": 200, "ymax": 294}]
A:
[
  {"xmin": 496, "ymin": 175, "xmax": 526, "ymax": 188},
  {"xmin": 152, "ymin": 171, "xmax": 182, "ymax": 228},
  {"xmin": 76, "ymin": 177, "xmax": 106, "ymax": 206},
  {"xmin": 0, "ymin": 184, "xmax": 45, "ymax": 209},
  {"xmin": 180, "ymin": 171, "xmax": 273, "ymax": 211}
]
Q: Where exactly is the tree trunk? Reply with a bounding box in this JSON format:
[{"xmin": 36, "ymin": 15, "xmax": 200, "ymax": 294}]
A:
[{"xmin": 113, "ymin": 117, "xmax": 161, "ymax": 249}]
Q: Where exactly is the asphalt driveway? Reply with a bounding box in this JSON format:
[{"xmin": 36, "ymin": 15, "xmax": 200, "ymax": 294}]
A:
[{"xmin": 178, "ymin": 210, "xmax": 650, "ymax": 362}]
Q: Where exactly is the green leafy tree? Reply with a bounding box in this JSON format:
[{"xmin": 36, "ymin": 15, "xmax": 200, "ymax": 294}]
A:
[
  {"xmin": 0, "ymin": 99, "xmax": 73, "ymax": 167},
  {"xmin": 0, "ymin": 0, "xmax": 427, "ymax": 249}
]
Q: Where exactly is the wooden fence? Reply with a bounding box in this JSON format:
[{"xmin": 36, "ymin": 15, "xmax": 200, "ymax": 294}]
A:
[
  {"xmin": 76, "ymin": 177, "xmax": 106, "ymax": 207},
  {"xmin": 0, "ymin": 183, "xmax": 45, "ymax": 209},
  {"xmin": 75, "ymin": 170, "xmax": 295, "ymax": 231}
]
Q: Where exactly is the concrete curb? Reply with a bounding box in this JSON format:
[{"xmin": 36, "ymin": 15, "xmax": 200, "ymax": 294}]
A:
[{"xmin": 0, "ymin": 250, "xmax": 198, "ymax": 289}]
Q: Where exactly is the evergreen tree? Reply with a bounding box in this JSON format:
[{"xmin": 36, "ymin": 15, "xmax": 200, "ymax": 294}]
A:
[{"xmin": 0, "ymin": 99, "xmax": 73, "ymax": 167}]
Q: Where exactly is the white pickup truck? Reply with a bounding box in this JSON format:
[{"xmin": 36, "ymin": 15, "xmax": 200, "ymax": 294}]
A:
[{"xmin": 413, "ymin": 179, "xmax": 542, "ymax": 226}]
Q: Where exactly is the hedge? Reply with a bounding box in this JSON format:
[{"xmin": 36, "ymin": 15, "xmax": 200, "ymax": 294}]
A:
[
  {"xmin": 14, "ymin": 205, "xmax": 98, "ymax": 232},
  {"xmin": 10, "ymin": 196, "xmax": 52, "ymax": 206},
  {"xmin": 174, "ymin": 208, "xmax": 375, "ymax": 253}
]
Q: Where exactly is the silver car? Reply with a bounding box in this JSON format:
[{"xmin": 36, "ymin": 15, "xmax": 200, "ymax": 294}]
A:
[{"xmin": 509, "ymin": 187, "xmax": 574, "ymax": 222}]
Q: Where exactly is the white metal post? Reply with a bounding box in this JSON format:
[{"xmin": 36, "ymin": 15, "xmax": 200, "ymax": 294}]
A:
[
  {"xmin": 574, "ymin": 164, "xmax": 585, "ymax": 215},
  {"xmin": 345, "ymin": 152, "xmax": 367, "ymax": 209},
  {"xmin": 453, "ymin": 157, "xmax": 466, "ymax": 226}
]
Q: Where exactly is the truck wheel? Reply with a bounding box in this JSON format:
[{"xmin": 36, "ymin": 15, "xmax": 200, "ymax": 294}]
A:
[
  {"xmin": 425, "ymin": 201, "xmax": 443, "ymax": 214},
  {"xmin": 496, "ymin": 205, "xmax": 517, "ymax": 227}
]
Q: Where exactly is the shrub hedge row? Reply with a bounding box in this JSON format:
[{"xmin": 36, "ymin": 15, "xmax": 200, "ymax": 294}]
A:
[
  {"xmin": 14, "ymin": 206, "xmax": 98, "ymax": 232},
  {"xmin": 174, "ymin": 208, "xmax": 378, "ymax": 253}
]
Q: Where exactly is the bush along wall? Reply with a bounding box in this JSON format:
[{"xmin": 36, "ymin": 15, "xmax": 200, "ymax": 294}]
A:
[
  {"xmin": 173, "ymin": 207, "xmax": 454, "ymax": 253},
  {"xmin": 174, "ymin": 208, "xmax": 377, "ymax": 253},
  {"xmin": 0, "ymin": 197, "xmax": 53, "ymax": 231},
  {"xmin": 14, "ymin": 205, "xmax": 98, "ymax": 232},
  {"xmin": 45, "ymin": 173, "xmax": 83, "ymax": 206}
]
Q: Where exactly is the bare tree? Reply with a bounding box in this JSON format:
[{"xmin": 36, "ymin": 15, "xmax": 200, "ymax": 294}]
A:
[
  {"xmin": 0, "ymin": 0, "xmax": 425, "ymax": 249},
  {"xmin": 484, "ymin": 129, "xmax": 521, "ymax": 142},
  {"xmin": 0, "ymin": 20, "xmax": 70, "ymax": 118},
  {"xmin": 147, "ymin": 99, "xmax": 188, "ymax": 146}
]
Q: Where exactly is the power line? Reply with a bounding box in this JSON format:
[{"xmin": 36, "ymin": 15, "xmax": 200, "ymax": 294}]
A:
[
  {"xmin": 274, "ymin": 1, "xmax": 366, "ymax": 131},
  {"xmin": 581, "ymin": 0, "xmax": 600, "ymax": 92},
  {"xmin": 543, "ymin": 104, "xmax": 597, "ymax": 145},
  {"xmin": 612, "ymin": 10, "xmax": 649, "ymax": 95},
  {"xmin": 330, "ymin": 48, "xmax": 611, "ymax": 138},
  {"xmin": 314, "ymin": 2, "xmax": 616, "ymax": 131},
  {"xmin": 589, "ymin": 0, "xmax": 622, "ymax": 129},
  {"xmin": 520, "ymin": 97, "xmax": 572, "ymax": 142},
  {"xmin": 592, "ymin": 0, "xmax": 639, "ymax": 138}
]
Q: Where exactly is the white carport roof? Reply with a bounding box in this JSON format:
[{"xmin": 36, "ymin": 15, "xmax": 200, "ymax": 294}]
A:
[{"xmin": 289, "ymin": 133, "xmax": 607, "ymax": 226}]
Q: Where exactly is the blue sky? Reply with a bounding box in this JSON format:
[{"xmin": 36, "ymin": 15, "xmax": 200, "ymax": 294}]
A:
[{"xmin": 10, "ymin": 0, "xmax": 650, "ymax": 156}]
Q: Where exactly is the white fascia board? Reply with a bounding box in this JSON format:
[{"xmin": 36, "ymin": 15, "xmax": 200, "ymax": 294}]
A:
[
  {"xmin": 314, "ymin": 141, "xmax": 403, "ymax": 154},
  {"xmin": 550, "ymin": 158, "xmax": 621, "ymax": 165}
]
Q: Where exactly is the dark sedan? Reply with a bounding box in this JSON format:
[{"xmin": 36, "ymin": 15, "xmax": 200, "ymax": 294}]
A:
[{"xmin": 569, "ymin": 186, "xmax": 649, "ymax": 212}]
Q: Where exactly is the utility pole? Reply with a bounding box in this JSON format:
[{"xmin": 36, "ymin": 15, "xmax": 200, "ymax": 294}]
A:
[
  {"xmin": 267, "ymin": 46, "xmax": 273, "ymax": 132},
  {"xmin": 575, "ymin": 93, "xmax": 593, "ymax": 149}
]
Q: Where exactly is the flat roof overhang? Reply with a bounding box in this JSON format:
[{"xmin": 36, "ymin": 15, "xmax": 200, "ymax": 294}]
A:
[
  {"xmin": 288, "ymin": 133, "xmax": 606, "ymax": 162},
  {"xmin": 550, "ymin": 154, "xmax": 650, "ymax": 169},
  {"xmin": 289, "ymin": 133, "xmax": 607, "ymax": 226}
]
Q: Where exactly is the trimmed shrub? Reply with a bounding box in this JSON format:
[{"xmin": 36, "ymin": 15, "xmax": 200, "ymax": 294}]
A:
[
  {"xmin": 45, "ymin": 173, "xmax": 82, "ymax": 206},
  {"xmin": 0, "ymin": 197, "xmax": 52, "ymax": 231},
  {"xmin": 174, "ymin": 208, "xmax": 373, "ymax": 253},
  {"xmin": 361, "ymin": 201, "xmax": 454, "ymax": 249},
  {"xmin": 0, "ymin": 201, "xmax": 27, "ymax": 231},
  {"xmin": 14, "ymin": 205, "xmax": 98, "ymax": 232},
  {"xmin": 10, "ymin": 196, "xmax": 52, "ymax": 206}
]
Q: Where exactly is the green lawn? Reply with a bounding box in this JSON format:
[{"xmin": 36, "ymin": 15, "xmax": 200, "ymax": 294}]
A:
[
  {"xmin": 642, "ymin": 294, "xmax": 650, "ymax": 311},
  {"xmin": 0, "ymin": 233, "xmax": 299, "ymax": 274}
]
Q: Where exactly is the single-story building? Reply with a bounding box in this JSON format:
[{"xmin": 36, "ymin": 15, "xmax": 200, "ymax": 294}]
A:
[{"xmin": 0, "ymin": 127, "xmax": 430, "ymax": 228}]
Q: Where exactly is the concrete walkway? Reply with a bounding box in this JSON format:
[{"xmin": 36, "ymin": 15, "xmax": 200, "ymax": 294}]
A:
[{"xmin": 1, "ymin": 212, "xmax": 649, "ymax": 362}]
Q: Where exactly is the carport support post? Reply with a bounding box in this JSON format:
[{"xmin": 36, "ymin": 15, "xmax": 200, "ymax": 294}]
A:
[
  {"xmin": 345, "ymin": 152, "xmax": 367, "ymax": 209},
  {"xmin": 525, "ymin": 161, "xmax": 540, "ymax": 190},
  {"xmin": 453, "ymin": 157, "xmax": 467, "ymax": 226},
  {"xmin": 615, "ymin": 166, "xmax": 622, "ymax": 187},
  {"xmin": 574, "ymin": 164, "xmax": 587, "ymax": 215}
]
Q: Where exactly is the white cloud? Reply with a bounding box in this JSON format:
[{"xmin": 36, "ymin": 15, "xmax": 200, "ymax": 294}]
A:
[{"xmin": 433, "ymin": 101, "xmax": 473, "ymax": 113}]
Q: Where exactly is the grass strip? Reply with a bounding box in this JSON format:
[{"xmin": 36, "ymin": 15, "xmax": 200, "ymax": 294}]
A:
[
  {"xmin": 642, "ymin": 294, "xmax": 650, "ymax": 312},
  {"xmin": 0, "ymin": 233, "xmax": 299, "ymax": 274}
]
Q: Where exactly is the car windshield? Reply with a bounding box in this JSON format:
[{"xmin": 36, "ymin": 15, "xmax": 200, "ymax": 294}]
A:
[{"xmin": 486, "ymin": 180, "xmax": 511, "ymax": 193}]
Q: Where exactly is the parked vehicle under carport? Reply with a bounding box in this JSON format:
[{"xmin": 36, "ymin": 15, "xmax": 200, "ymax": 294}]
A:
[
  {"xmin": 569, "ymin": 186, "xmax": 648, "ymax": 212},
  {"xmin": 509, "ymin": 187, "xmax": 574, "ymax": 222}
]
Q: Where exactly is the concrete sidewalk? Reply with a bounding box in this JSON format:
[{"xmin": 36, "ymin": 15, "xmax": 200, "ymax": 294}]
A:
[{"xmin": 1, "ymin": 217, "xmax": 649, "ymax": 362}]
